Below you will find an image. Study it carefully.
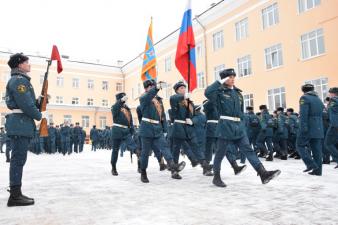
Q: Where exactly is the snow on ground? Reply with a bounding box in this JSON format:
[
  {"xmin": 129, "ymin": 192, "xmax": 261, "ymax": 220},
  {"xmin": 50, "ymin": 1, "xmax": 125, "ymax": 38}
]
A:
[{"xmin": 0, "ymin": 145, "xmax": 338, "ymax": 225}]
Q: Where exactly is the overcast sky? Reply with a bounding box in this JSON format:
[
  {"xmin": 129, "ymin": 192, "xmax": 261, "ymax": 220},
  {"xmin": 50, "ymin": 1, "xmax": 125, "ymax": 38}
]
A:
[{"xmin": 0, "ymin": 0, "xmax": 217, "ymax": 65}]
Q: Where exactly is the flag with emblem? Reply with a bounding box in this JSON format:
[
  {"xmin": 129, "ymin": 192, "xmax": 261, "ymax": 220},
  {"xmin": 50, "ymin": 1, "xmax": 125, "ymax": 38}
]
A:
[
  {"xmin": 141, "ymin": 18, "xmax": 157, "ymax": 81},
  {"xmin": 175, "ymin": 0, "xmax": 197, "ymax": 92}
]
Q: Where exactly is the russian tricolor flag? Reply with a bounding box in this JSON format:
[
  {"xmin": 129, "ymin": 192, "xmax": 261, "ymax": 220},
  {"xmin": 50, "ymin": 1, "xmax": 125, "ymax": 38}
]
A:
[{"xmin": 175, "ymin": 0, "xmax": 197, "ymax": 92}]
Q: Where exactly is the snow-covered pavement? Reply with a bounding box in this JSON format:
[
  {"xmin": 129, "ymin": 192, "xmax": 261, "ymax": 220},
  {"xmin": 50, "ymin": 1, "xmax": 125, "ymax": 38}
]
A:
[{"xmin": 0, "ymin": 145, "xmax": 337, "ymax": 225}]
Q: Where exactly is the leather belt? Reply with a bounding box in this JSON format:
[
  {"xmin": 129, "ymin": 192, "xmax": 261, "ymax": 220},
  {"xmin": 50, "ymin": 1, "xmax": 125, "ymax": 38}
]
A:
[
  {"xmin": 220, "ymin": 116, "xmax": 241, "ymax": 122},
  {"xmin": 113, "ymin": 123, "xmax": 128, "ymax": 129},
  {"xmin": 142, "ymin": 118, "xmax": 159, "ymax": 124},
  {"xmin": 207, "ymin": 120, "xmax": 218, "ymax": 124}
]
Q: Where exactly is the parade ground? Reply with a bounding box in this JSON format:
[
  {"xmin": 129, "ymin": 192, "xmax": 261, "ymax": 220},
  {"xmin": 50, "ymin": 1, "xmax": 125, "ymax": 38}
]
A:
[{"xmin": 0, "ymin": 145, "xmax": 337, "ymax": 225}]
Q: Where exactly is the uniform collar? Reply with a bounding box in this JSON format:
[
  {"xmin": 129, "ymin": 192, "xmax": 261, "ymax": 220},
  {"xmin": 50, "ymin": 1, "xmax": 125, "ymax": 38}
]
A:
[
  {"xmin": 304, "ymin": 91, "xmax": 318, "ymax": 96},
  {"xmin": 224, "ymin": 85, "xmax": 242, "ymax": 92},
  {"xmin": 11, "ymin": 68, "xmax": 31, "ymax": 81}
]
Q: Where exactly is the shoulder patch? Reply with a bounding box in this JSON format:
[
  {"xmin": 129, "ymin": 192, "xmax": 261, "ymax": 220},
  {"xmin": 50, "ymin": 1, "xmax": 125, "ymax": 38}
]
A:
[
  {"xmin": 17, "ymin": 84, "xmax": 27, "ymax": 94},
  {"xmin": 300, "ymin": 98, "xmax": 305, "ymax": 105}
]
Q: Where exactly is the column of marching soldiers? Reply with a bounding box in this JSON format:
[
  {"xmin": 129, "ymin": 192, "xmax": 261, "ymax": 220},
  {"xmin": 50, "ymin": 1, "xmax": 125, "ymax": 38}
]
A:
[{"xmin": 1, "ymin": 69, "xmax": 338, "ymax": 188}]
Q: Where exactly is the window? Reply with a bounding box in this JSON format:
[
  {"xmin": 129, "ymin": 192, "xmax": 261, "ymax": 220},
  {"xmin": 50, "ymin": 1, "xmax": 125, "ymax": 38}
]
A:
[
  {"xmin": 102, "ymin": 81, "xmax": 108, "ymax": 91},
  {"xmin": 243, "ymin": 94, "xmax": 254, "ymax": 109},
  {"xmin": 116, "ymin": 82, "xmax": 123, "ymax": 92},
  {"xmin": 1, "ymin": 113, "xmax": 7, "ymax": 127},
  {"xmin": 165, "ymin": 56, "xmax": 172, "ymax": 72},
  {"xmin": 82, "ymin": 116, "xmax": 90, "ymax": 128},
  {"xmin": 161, "ymin": 83, "xmax": 172, "ymax": 99},
  {"xmin": 40, "ymin": 75, "xmax": 44, "ymax": 85},
  {"xmin": 72, "ymin": 78, "xmax": 79, "ymax": 88},
  {"xmin": 214, "ymin": 64, "xmax": 225, "ymax": 80},
  {"xmin": 235, "ymin": 18, "xmax": 248, "ymax": 41},
  {"xmin": 72, "ymin": 97, "xmax": 79, "ymax": 105},
  {"xmin": 197, "ymin": 72, "xmax": 206, "ymax": 89},
  {"xmin": 1, "ymin": 92, "xmax": 6, "ymax": 102},
  {"xmin": 268, "ymin": 87, "xmax": 286, "ymax": 111},
  {"xmin": 56, "ymin": 76, "xmax": 64, "ymax": 87},
  {"xmin": 298, "ymin": 0, "xmax": 320, "ymax": 13},
  {"xmin": 213, "ymin": 31, "xmax": 224, "ymax": 51},
  {"xmin": 262, "ymin": 3, "xmax": 279, "ymax": 29},
  {"xmin": 102, "ymin": 99, "xmax": 109, "ymax": 107},
  {"xmin": 48, "ymin": 114, "xmax": 53, "ymax": 124},
  {"xmin": 88, "ymin": 79, "xmax": 94, "ymax": 89},
  {"xmin": 196, "ymin": 42, "xmax": 203, "ymax": 58},
  {"xmin": 99, "ymin": 116, "xmax": 107, "ymax": 129},
  {"xmin": 305, "ymin": 77, "xmax": 328, "ymax": 101},
  {"xmin": 301, "ymin": 28, "xmax": 325, "ymax": 60},
  {"xmin": 56, "ymin": 96, "xmax": 63, "ymax": 104},
  {"xmin": 87, "ymin": 98, "xmax": 94, "ymax": 106},
  {"xmin": 237, "ymin": 55, "xmax": 252, "ymax": 77},
  {"xmin": 64, "ymin": 115, "xmax": 72, "ymax": 124},
  {"xmin": 265, "ymin": 44, "xmax": 283, "ymax": 69}
]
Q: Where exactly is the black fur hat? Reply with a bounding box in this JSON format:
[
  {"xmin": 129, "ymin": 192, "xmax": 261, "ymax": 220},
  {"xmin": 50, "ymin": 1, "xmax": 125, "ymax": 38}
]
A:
[
  {"xmin": 246, "ymin": 106, "xmax": 254, "ymax": 111},
  {"xmin": 219, "ymin": 68, "xmax": 236, "ymax": 79},
  {"xmin": 259, "ymin": 105, "xmax": 267, "ymax": 110},
  {"xmin": 301, "ymin": 84, "xmax": 314, "ymax": 93},
  {"xmin": 116, "ymin": 92, "xmax": 126, "ymax": 101},
  {"xmin": 276, "ymin": 107, "xmax": 284, "ymax": 112},
  {"xmin": 143, "ymin": 79, "xmax": 156, "ymax": 89},
  {"xmin": 173, "ymin": 81, "xmax": 186, "ymax": 91},
  {"xmin": 8, "ymin": 53, "xmax": 29, "ymax": 69},
  {"xmin": 329, "ymin": 87, "xmax": 338, "ymax": 95}
]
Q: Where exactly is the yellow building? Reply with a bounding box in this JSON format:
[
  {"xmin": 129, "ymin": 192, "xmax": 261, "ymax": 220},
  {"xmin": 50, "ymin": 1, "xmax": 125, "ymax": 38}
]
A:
[{"xmin": 1, "ymin": 0, "xmax": 337, "ymax": 131}]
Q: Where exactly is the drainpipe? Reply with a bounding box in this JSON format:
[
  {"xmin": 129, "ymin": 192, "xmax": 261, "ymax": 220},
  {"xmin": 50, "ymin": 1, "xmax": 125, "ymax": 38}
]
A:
[{"xmin": 195, "ymin": 15, "xmax": 209, "ymax": 85}]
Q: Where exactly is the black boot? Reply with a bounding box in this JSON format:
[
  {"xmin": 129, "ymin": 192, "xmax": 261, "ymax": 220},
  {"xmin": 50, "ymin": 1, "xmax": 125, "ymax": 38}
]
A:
[
  {"xmin": 171, "ymin": 171, "xmax": 182, "ymax": 179},
  {"xmin": 203, "ymin": 167, "xmax": 214, "ymax": 176},
  {"xmin": 230, "ymin": 161, "xmax": 246, "ymax": 175},
  {"xmin": 200, "ymin": 160, "xmax": 213, "ymax": 171},
  {"xmin": 111, "ymin": 165, "xmax": 118, "ymax": 176},
  {"xmin": 7, "ymin": 186, "xmax": 34, "ymax": 207},
  {"xmin": 280, "ymin": 155, "xmax": 288, "ymax": 160},
  {"xmin": 140, "ymin": 169, "xmax": 149, "ymax": 183},
  {"xmin": 191, "ymin": 160, "xmax": 199, "ymax": 167},
  {"xmin": 257, "ymin": 164, "xmax": 281, "ymax": 184},
  {"xmin": 168, "ymin": 161, "xmax": 186, "ymax": 172},
  {"xmin": 335, "ymin": 165, "xmax": 338, "ymax": 169},
  {"xmin": 159, "ymin": 158, "xmax": 167, "ymax": 171},
  {"xmin": 212, "ymin": 171, "xmax": 226, "ymax": 188},
  {"xmin": 266, "ymin": 153, "xmax": 273, "ymax": 161},
  {"xmin": 6, "ymin": 158, "xmax": 10, "ymax": 163}
]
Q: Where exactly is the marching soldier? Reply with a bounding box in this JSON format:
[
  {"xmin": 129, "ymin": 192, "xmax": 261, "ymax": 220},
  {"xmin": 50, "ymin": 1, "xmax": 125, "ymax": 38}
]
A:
[
  {"xmin": 48, "ymin": 123, "xmax": 57, "ymax": 154},
  {"xmin": 276, "ymin": 107, "xmax": 288, "ymax": 160},
  {"xmin": 111, "ymin": 92, "xmax": 137, "ymax": 176},
  {"xmin": 90, "ymin": 125, "xmax": 99, "ymax": 151},
  {"xmin": 73, "ymin": 122, "xmax": 82, "ymax": 153},
  {"xmin": 79, "ymin": 127, "xmax": 86, "ymax": 153},
  {"xmin": 138, "ymin": 79, "xmax": 186, "ymax": 183},
  {"xmin": 297, "ymin": 84, "xmax": 324, "ymax": 175},
  {"xmin": 203, "ymin": 100, "xmax": 218, "ymax": 170},
  {"xmin": 244, "ymin": 106, "xmax": 261, "ymax": 161},
  {"xmin": 61, "ymin": 122, "xmax": 71, "ymax": 155},
  {"xmin": 205, "ymin": 68, "xmax": 280, "ymax": 187},
  {"xmin": 5, "ymin": 53, "xmax": 48, "ymax": 206},
  {"xmin": 325, "ymin": 87, "xmax": 338, "ymax": 169},
  {"xmin": 286, "ymin": 108, "xmax": 300, "ymax": 159},
  {"xmin": 170, "ymin": 81, "xmax": 212, "ymax": 179},
  {"xmin": 257, "ymin": 105, "xmax": 274, "ymax": 160}
]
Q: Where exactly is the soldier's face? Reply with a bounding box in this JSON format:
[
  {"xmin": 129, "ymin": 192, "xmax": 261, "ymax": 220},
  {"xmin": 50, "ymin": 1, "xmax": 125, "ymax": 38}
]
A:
[
  {"xmin": 18, "ymin": 60, "xmax": 31, "ymax": 73},
  {"xmin": 177, "ymin": 86, "xmax": 186, "ymax": 95},
  {"xmin": 329, "ymin": 93, "xmax": 336, "ymax": 98},
  {"xmin": 225, "ymin": 76, "xmax": 235, "ymax": 87}
]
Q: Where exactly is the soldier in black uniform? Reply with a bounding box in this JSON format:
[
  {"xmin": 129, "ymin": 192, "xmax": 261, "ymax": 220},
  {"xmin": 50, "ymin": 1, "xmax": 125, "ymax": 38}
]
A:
[{"xmin": 5, "ymin": 53, "xmax": 48, "ymax": 206}]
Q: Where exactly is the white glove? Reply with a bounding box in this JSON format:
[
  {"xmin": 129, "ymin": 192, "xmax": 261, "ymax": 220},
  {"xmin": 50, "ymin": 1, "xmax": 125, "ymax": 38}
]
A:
[
  {"xmin": 121, "ymin": 96, "xmax": 128, "ymax": 102},
  {"xmin": 184, "ymin": 93, "xmax": 191, "ymax": 99},
  {"xmin": 41, "ymin": 111, "xmax": 49, "ymax": 119},
  {"xmin": 219, "ymin": 77, "xmax": 229, "ymax": 84},
  {"xmin": 163, "ymin": 133, "xmax": 168, "ymax": 137},
  {"xmin": 156, "ymin": 82, "xmax": 163, "ymax": 90},
  {"xmin": 186, "ymin": 118, "xmax": 193, "ymax": 125}
]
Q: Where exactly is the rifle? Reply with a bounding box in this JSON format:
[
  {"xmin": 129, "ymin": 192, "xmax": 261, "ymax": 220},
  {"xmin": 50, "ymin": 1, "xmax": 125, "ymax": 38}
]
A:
[{"xmin": 39, "ymin": 60, "xmax": 52, "ymax": 137}]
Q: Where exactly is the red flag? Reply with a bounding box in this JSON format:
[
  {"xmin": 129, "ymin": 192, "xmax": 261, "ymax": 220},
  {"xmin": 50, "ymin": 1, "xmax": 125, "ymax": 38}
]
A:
[{"xmin": 51, "ymin": 45, "xmax": 63, "ymax": 74}]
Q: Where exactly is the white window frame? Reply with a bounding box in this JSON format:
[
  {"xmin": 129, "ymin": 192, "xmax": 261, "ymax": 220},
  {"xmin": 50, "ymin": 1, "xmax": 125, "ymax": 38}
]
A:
[
  {"xmin": 214, "ymin": 64, "xmax": 225, "ymax": 81},
  {"xmin": 243, "ymin": 94, "xmax": 254, "ymax": 109},
  {"xmin": 235, "ymin": 18, "xmax": 248, "ymax": 41},
  {"xmin": 197, "ymin": 72, "xmax": 206, "ymax": 89},
  {"xmin": 64, "ymin": 115, "xmax": 72, "ymax": 124},
  {"xmin": 82, "ymin": 116, "xmax": 90, "ymax": 128},
  {"xmin": 72, "ymin": 97, "xmax": 79, "ymax": 105},
  {"xmin": 196, "ymin": 42, "xmax": 203, "ymax": 58},
  {"xmin": 304, "ymin": 77, "xmax": 328, "ymax": 102},
  {"xmin": 102, "ymin": 99, "xmax": 109, "ymax": 107},
  {"xmin": 116, "ymin": 82, "xmax": 123, "ymax": 92},
  {"xmin": 88, "ymin": 79, "xmax": 94, "ymax": 90},
  {"xmin": 72, "ymin": 78, "xmax": 80, "ymax": 89},
  {"xmin": 213, "ymin": 30, "xmax": 224, "ymax": 51},
  {"xmin": 301, "ymin": 28, "xmax": 325, "ymax": 60},
  {"xmin": 265, "ymin": 43, "xmax": 283, "ymax": 70},
  {"xmin": 56, "ymin": 96, "xmax": 64, "ymax": 104},
  {"xmin": 165, "ymin": 56, "xmax": 172, "ymax": 72},
  {"xmin": 298, "ymin": 0, "xmax": 321, "ymax": 13},
  {"xmin": 56, "ymin": 76, "xmax": 64, "ymax": 87},
  {"xmin": 99, "ymin": 116, "xmax": 107, "ymax": 129},
  {"xmin": 237, "ymin": 55, "xmax": 252, "ymax": 78},
  {"xmin": 267, "ymin": 87, "xmax": 286, "ymax": 111},
  {"xmin": 102, "ymin": 81, "xmax": 108, "ymax": 91},
  {"xmin": 87, "ymin": 98, "xmax": 94, "ymax": 106},
  {"xmin": 262, "ymin": 3, "xmax": 279, "ymax": 29}
]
